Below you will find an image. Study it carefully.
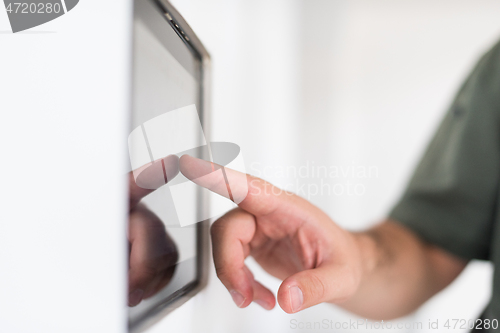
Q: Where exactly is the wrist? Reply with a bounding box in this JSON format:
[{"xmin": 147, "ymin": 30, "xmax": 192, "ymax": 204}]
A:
[{"xmin": 352, "ymin": 231, "xmax": 380, "ymax": 281}]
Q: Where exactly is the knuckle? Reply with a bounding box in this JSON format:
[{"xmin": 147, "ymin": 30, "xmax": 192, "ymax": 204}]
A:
[
  {"xmin": 308, "ymin": 273, "xmax": 327, "ymax": 302},
  {"xmin": 210, "ymin": 220, "xmax": 228, "ymax": 241},
  {"xmin": 214, "ymin": 265, "xmax": 231, "ymax": 282},
  {"xmin": 210, "ymin": 208, "xmax": 245, "ymax": 239},
  {"xmin": 210, "ymin": 220, "xmax": 222, "ymax": 238}
]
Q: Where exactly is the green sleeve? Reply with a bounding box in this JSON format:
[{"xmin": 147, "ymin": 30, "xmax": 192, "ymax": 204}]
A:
[{"xmin": 389, "ymin": 42, "xmax": 500, "ymax": 260}]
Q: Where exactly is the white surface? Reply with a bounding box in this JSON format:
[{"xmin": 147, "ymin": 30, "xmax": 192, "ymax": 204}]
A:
[{"xmin": 0, "ymin": 1, "xmax": 131, "ymax": 333}]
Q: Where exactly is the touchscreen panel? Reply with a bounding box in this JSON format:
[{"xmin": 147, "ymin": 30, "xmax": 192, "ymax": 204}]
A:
[{"xmin": 127, "ymin": 0, "xmax": 204, "ymax": 326}]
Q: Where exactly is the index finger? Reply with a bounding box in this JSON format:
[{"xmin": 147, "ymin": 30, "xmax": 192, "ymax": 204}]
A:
[
  {"xmin": 179, "ymin": 155, "xmax": 286, "ymax": 217},
  {"xmin": 129, "ymin": 154, "xmax": 179, "ymax": 209}
]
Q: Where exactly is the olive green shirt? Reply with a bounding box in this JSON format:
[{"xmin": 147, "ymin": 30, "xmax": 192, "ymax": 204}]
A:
[{"xmin": 389, "ymin": 39, "xmax": 500, "ymax": 326}]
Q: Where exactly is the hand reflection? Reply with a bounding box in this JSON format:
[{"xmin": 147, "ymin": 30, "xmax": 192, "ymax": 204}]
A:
[{"xmin": 127, "ymin": 155, "xmax": 180, "ymax": 307}]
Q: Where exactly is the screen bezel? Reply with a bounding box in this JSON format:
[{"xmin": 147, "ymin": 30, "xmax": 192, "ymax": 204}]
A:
[{"xmin": 128, "ymin": 0, "xmax": 211, "ymax": 332}]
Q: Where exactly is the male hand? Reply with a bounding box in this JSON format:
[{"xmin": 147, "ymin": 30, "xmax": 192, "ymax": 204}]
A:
[{"xmin": 179, "ymin": 155, "xmax": 365, "ymax": 313}]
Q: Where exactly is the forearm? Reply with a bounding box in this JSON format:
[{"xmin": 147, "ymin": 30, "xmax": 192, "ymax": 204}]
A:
[{"xmin": 339, "ymin": 220, "xmax": 467, "ymax": 320}]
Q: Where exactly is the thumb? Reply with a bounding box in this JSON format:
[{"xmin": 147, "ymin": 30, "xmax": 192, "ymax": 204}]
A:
[{"xmin": 277, "ymin": 264, "xmax": 359, "ymax": 313}]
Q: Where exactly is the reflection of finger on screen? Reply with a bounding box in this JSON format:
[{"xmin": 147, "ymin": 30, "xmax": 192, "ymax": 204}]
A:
[
  {"xmin": 133, "ymin": 154, "xmax": 179, "ymax": 190},
  {"xmin": 129, "ymin": 155, "xmax": 180, "ymax": 208},
  {"xmin": 179, "ymin": 154, "xmax": 249, "ymax": 204}
]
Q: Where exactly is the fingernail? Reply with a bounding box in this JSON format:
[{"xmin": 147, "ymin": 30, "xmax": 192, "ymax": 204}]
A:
[
  {"xmin": 289, "ymin": 286, "xmax": 303, "ymax": 312},
  {"xmin": 128, "ymin": 289, "xmax": 144, "ymax": 307},
  {"xmin": 229, "ymin": 290, "xmax": 246, "ymax": 307},
  {"xmin": 255, "ymin": 299, "xmax": 272, "ymax": 310}
]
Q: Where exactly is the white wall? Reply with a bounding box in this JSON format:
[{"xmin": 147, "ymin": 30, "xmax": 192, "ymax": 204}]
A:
[
  {"xmin": 0, "ymin": 1, "xmax": 132, "ymax": 332},
  {"xmin": 148, "ymin": 0, "xmax": 500, "ymax": 332}
]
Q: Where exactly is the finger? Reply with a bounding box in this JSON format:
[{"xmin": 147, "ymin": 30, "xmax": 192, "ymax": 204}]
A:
[
  {"xmin": 277, "ymin": 263, "xmax": 359, "ymax": 313},
  {"xmin": 211, "ymin": 209, "xmax": 257, "ymax": 308},
  {"xmin": 179, "ymin": 155, "xmax": 293, "ymax": 217},
  {"xmin": 128, "ymin": 204, "xmax": 178, "ymax": 306},
  {"xmin": 251, "ymin": 279, "xmax": 276, "ymax": 310},
  {"xmin": 240, "ymin": 265, "xmax": 275, "ymax": 310},
  {"xmin": 129, "ymin": 154, "xmax": 179, "ymax": 209}
]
